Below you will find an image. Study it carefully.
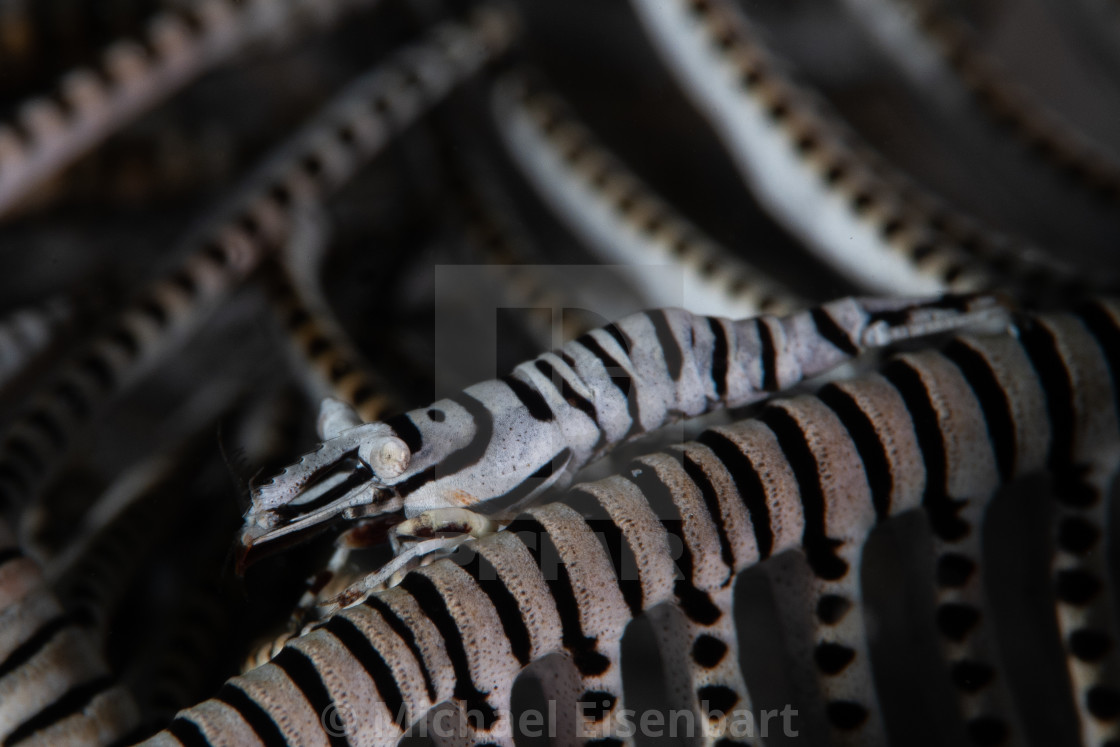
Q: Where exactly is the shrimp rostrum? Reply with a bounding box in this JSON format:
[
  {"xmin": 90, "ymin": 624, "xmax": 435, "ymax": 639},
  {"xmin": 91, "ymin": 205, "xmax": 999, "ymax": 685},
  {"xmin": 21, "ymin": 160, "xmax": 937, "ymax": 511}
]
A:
[{"xmin": 238, "ymin": 294, "xmax": 1008, "ymax": 573}]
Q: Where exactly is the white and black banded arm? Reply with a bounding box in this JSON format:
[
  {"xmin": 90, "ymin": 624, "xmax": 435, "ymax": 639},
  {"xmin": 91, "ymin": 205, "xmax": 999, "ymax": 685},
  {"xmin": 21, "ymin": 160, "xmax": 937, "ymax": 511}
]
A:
[
  {"xmin": 840, "ymin": 0, "xmax": 1120, "ymax": 207},
  {"xmin": 0, "ymin": 0, "xmax": 391, "ymax": 218},
  {"xmin": 492, "ymin": 71, "xmax": 805, "ymax": 319},
  {"xmin": 627, "ymin": 0, "xmax": 1093, "ymax": 301},
  {"xmin": 1022, "ymin": 305, "xmax": 1120, "ymax": 745},
  {"xmin": 0, "ymin": 7, "xmax": 516, "ymax": 520},
  {"xmin": 264, "ymin": 211, "xmax": 398, "ymax": 424},
  {"xmin": 436, "ymin": 115, "xmax": 605, "ymax": 350},
  {"xmin": 0, "ymin": 521, "xmax": 139, "ymax": 746}
]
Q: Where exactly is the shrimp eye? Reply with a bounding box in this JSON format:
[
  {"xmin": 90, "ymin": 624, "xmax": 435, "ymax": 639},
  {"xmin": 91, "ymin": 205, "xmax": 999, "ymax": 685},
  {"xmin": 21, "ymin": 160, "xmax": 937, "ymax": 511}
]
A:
[{"xmin": 361, "ymin": 436, "xmax": 410, "ymax": 479}]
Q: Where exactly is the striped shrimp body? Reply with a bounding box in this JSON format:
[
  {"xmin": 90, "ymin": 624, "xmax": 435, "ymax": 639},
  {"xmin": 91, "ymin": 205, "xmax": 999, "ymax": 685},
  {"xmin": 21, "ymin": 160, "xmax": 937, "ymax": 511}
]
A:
[{"xmin": 239, "ymin": 294, "xmax": 1007, "ymax": 567}]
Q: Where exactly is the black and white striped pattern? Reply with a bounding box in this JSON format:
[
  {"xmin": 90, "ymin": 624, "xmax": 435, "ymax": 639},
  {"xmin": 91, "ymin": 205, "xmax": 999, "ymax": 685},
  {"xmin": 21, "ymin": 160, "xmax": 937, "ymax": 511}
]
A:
[
  {"xmin": 627, "ymin": 0, "xmax": 1094, "ymax": 300},
  {"xmin": 439, "ymin": 113, "xmax": 604, "ymax": 351},
  {"xmin": 0, "ymin": 0, "xmax": 388, "ymax": 218},
  {"xmin": 0, "ymin": 521, "xmax": 140, "ymax": 746},
  {"xmin": 245, "ymin": 293, "xmax": 1005, "ymax": 552},
  {"xmin": 145, "ymin": 300, "xmax": 1120, "ymax": 745},
  {"xmin": 0, "ymin": 7, "xmax": 516, "ymax": 520},
  {"xmin": 841, "ymin": 0, "xmax": 1120, "ymax": 207},
  {"xmin": 492, "ymin": 71, "xmax": 804, "ymax": 319},
  {"xmin": 263, "ymin": 211, "xmax": 397, "ymax": 424}
]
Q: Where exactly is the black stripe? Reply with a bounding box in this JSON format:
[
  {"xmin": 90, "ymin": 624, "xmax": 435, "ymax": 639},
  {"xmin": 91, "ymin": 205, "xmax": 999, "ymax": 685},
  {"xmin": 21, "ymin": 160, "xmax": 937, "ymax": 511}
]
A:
[
  {"xmin": 305, "ymin": 335, "xmax": 331, "ymax": 359},
  {"xmin": 1016, "ymin": 317, "xmax": 1074, "ymax": 468},
  {"xmin": 0, "ymin": 614, "xmax": 75, "ymax": 680},
  {"xmin": 398, "ymin": 573, "xmax": 497, "ymax": 729},
  {"xmin": 535, "ymin": 360, "xmax": 599, "ymax": 425},
  {"xmin": 882, "ymin": 360, "xmax": 945, "ymax": 498},
  {"xmin": 136, "ymin": 297, "xmax": 167, "ymax": 327},
  {"xmin": 383, "ymin": 414, "xmax": 422, "ymax": 454},
  {"xmin": 500, "ymin": 374, "xmax": 554, "ymax": 421},
  {"xmin": 882, "ymin": 360, "xmax": 968, "ymax": 542},
  {"xmin": 625, "ymin": 459, "xmax": 722, "ymax": 625},
  {"xmin": 78, "ymin": 352, "xmax": 114, "ymax": 390},
  {"xmin": 26, "ymin": 411, "xmax": 64, "ymax": 448},
  {"xmin": 216, "ymin": 684, "xmax": 288, "ymax": 746},
  {"xmin": 274, "ymin": 455, "xmax": 370, "ymax": 519},
  {"xmin": 811, "ymin": 307, "xmax": 860, "ymax": 356},
  {"xmin": 0, "ymin": 547, "xmax": 22, "ymax": 567},
  {"xmin": 1077, "ymin": 303, "xmax": 1120, "ymax": 429},
  {"xmin": 271, "ymin": 648, "xmax": 350, "ymax": 746},
  {"xmin": 333, "ymin": 362, "xmax": 358, "ymax": 386},
  {"xmin": 682, "ymin": 453, "xmax": 737, "ymax": 575},
  {"xmin": 362, "ymin": 597, "xmax": 436, "ymax": 700},
  {"xmin": 460, "ymin": 553, "xmax": 532, "ymax": 665},
  {"xmin": 603, "ymin": 322, "xmax": 631, "ymax": 355},
  {"xmin": 388, "ymin": 396, "xmax": 497, "ymax": 500},
  {"xmin": 624, "ymin": 461, "xmax": 691, "ymax": 579},
  {"xmin": 647, "ymin": 310, "xmax": 683, "ymax": 381},
  {"xmin": 757, "ymin": 319, "xmax": 779, "ymax": 392},
  {"xmin": 942, "ymin": 340, "xmax": 1017, "ymax": 480},
  {"xmin": 708, "ymin": 318, "xmax": 729, "ymax": 399},
  {"xmin": 565, "ymin": 490, "xmax": 644, "ymax": 615},
  {"xmin": 696, "ymin": 431, "xmax": 774, "ymax": 559},
  {"xmin": 506, "ymin": 517, "xmax": 611, "ymax": 676},
  {"xmin": 7, "ymin": 676, "xmax": 113, "ymax": 746},
  {"xmin": 576, "ymin": 334, "xmax": 631, "ymax": 398},
  {"xmin": 286, "ymin": 308, "xmax": 310, "ymax": 330},
  {"xmin": 579, "ymin": 690, "xmax": 617, "ymax": 723},
  {"xmin": 165, "ymin": 717, "xmax": 211, "ymax": 747},
  {"xmin": 818, "ymin": 384, "xmax": 894, "ymax": 521},
  {"xmin": 324, "ymin": 617, "xmax": 408, "ymax": 730},
  {"xmin": 53, "ymin": 380, "xmax": 90, "ymax": 419},
  {"xmin": 438, "ymin": 392, "xmax": 495, "ymax": 476},
  {"xmin": 170, "ymin": 269, "xmax": 198, "ymax": 296},
  {"xmin": 107, "ymin": 325, "xmax": 139, "ymax": 358},
  {"xmin": 5, "ymin": 436, "xmax": 44, "ymax": 474},
  {"xmin": 758, "ymin": 407, "xmax": 848, "ymax": 581},
  {"xmin": 480, "ymin": 448, "xmax": 570, "ymax": 514},
  {"xmin": 0, "ymin": 464, "xmax": 29, "ymax": 497},
  {"xmin": 576, "ymin": 333, "xmax": 643, "ymax": 437}
]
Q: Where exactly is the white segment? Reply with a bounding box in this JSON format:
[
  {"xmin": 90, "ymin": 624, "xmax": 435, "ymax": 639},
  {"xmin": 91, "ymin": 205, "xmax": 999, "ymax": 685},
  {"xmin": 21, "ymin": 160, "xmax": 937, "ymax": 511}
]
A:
[{"xmin": 629, "ymin": 0, "xmax": 945, "ymax": 295}]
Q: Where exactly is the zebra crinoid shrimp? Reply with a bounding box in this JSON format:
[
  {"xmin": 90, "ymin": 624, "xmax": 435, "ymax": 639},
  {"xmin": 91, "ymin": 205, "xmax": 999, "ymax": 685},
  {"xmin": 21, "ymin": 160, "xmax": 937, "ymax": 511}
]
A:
[{"xmin": 239, "ymin": 293, "xmax": 1007, "ymax": 573}]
